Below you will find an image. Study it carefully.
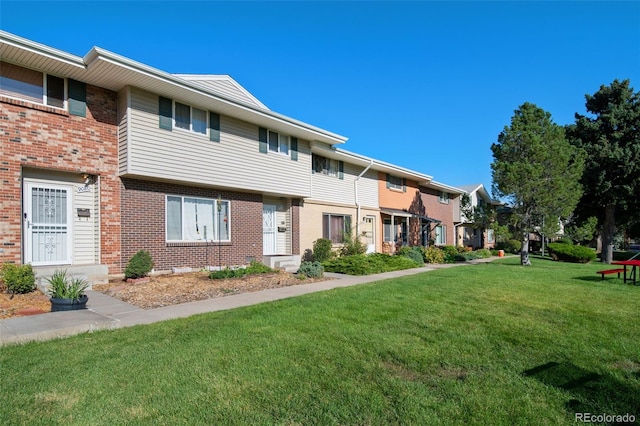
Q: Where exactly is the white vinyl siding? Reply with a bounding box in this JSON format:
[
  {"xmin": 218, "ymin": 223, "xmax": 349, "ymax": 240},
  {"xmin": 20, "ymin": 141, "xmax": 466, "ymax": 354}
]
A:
[
  {"xmin": 73, "ymin": 181, "xmax": 98, "ymax": 264},
  {"xmin": 118, "ymin": 87, "xmax": 129, "ymax": 175},
  {"xmin": 122, "ymin": 88, "xmax": 312, "ymax": 197},
  {"xmin": 311, "ymin": 162, "xmax": 378, "ymax": 207},
  {"xmin": 264, "ymin": 196, "xmax": 291, "ymax": 255}
]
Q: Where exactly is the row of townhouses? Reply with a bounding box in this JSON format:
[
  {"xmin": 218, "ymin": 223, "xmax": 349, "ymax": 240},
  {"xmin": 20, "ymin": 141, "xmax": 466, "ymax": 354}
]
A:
[{"xmin": 0, "ymin": 31, "xmax": 500, "ymax": 284}]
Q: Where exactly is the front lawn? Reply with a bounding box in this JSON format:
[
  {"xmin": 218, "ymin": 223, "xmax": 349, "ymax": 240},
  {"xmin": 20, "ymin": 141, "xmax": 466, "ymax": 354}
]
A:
[{"xmin": 1, "ymin": 258, "xmax": 639, "ymax": 424}]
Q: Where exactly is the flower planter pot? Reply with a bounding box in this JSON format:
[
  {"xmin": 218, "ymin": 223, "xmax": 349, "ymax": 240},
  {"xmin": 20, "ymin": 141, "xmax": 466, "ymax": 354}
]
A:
[{"xmin": 50, "ymin": 295, "xmax": 89, "ymax": 312}]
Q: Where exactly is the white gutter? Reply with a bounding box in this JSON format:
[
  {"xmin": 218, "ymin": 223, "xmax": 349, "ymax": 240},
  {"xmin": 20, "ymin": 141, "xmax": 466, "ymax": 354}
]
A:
[{"xmin": 355, "ymin": 160, "xmax": 374, "ymax": 238}]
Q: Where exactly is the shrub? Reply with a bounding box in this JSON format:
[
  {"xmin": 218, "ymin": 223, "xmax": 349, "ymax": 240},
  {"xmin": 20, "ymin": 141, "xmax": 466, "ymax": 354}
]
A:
[
  {"xmin": 339, "ymin": 232, "xmax": 367, "ymax": 257},
  {"xmin": 497, "ymin": 239, "xmax": 522, "ymax": 254},
  {"xmin": 209, "ymin": 267, "xmax": 246, "ymax": 280},
  {"xmin": 297, "ymin": 261, "xmax": 324, "ymax": 278},
  {"xmin": 555, "ymin": 237, "xmax": 574, "ymax": 245},
  {"xmin": 475, "ymin": 248, "xmax": 493, "ymax": 258},
  {"xmin": 312, "ymin": 239, "xmax": 334, "ymax": 263},
  {"xmin": 323, "ymin": 254, "xmax": 383, "ymax": 275},
  {"xmin": 209, "ymin": 261, "xmax": 273, "ymax": 280},
  {"xmin": 440, "ymin": 245, "xmax": 459, "ymax": 263},
  {"xmin": 0, "ymin": 263, "xmax": 36, "ymax": 294},
  {"xmin": 124, "ymin": 250, "xmax": 154, "ymax": 279},
  {"xmin": 422, "ymin": 246, "xmax": 445, "ymax": 264},
  {"xmin": 244, "ymin": 260, "xmax": 273, "ymax": 275},
  {"xmin": 396, "ymin": 246, "xmax": 424, "ymax": 265},
  {"xmin": 322, "ymin": 253, "xmax": 420, "ymax": 275},
  {"xmin": 547, "ymin": 243, "xmax": 596, "ymax": 263}
]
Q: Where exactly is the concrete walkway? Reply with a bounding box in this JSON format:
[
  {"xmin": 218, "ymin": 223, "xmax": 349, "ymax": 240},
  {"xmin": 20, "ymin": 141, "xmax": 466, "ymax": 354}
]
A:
[{"xmin": 0, "ymin": 258, "xmax": 496, "ymax": 346}]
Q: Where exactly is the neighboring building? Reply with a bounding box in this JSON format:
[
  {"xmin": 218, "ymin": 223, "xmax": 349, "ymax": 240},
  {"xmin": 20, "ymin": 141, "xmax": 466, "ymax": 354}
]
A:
[
  {"xmin": 420, "ymin": 181, "xmax": 465, "ymax": 247},
  {"xmin": 0, "ymin": 31, "xmax": 347, "ymax": 281},
  {"xmin": 376, "ymin": 163, "xmax": 440, "ymax": 253},
  {"xmin": 456, "ymin": 184, "xmax": 501, "ymax": 249}
]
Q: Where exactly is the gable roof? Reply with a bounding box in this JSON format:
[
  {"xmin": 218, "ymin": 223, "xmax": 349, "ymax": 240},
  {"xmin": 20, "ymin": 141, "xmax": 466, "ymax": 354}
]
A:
[
  {"xmin": 459, "ymin": 184, "xmax": 502, "ymax": 205},
  {"xmin": 173, "ymin": 74, "xmax": 270, "ymax": 110},
  {"xmin": 0, "ymin": 30, "xmax": 347, "ymax": 146}
]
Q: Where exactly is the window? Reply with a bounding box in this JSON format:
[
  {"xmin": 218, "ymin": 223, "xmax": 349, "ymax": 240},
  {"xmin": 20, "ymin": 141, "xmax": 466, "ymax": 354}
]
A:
[
  {"xmin": 312, "ymin": 154, "xmax": 342, "ymax": 177},
  {"xmin": 439, "ymin": 192, "xmax": 449, "ymax": 204},
  {"xmin": 435, "ymin": 225, "xmax": 447, "ymax": 245},
  {"xmin": 174, "ymin": 102, "xmax": 207, "ymax": 134},
  {"xmin": 268, "ymin": 130, "xmax": 289, "ymax": 154},
  {"xmin": 386, "ymin": 174, "xmax": 405, "ymax": 191},
  {"xmin": 322, "ymin": 214, "xmax": 351, "ymax": 244},
  {"xmin": 487, "ymin": 229, "xmax": 495, "ymax": 243},
  {"xmin": 166, "ymin": 195, "xmax": 230, "ymax": 242},
  {"xmin": 0, "ymin": 61, "xmax": 65, "ymax": 108}
]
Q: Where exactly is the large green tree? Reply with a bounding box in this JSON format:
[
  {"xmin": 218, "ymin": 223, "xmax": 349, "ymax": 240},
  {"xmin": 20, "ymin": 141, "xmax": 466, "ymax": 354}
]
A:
[
  {"xmin": 491, "ymin": 103, "xmax": 585, "ymax": 265},
  {"xmin": 567, "ymin": 79, "xmax": 640, "ymax": 263}
]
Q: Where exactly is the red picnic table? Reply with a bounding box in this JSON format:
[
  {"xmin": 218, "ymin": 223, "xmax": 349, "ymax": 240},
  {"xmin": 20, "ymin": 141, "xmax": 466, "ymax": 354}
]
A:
[{"xmin": 611, "ymin": 259, "xmax": 640, "ymax": 285}]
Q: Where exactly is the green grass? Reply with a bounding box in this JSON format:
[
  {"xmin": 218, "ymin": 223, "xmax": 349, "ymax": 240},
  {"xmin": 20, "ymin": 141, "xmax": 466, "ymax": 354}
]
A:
[{"xmin": 1, "ymin": 258, "xmax": 639, "ymax": 425}]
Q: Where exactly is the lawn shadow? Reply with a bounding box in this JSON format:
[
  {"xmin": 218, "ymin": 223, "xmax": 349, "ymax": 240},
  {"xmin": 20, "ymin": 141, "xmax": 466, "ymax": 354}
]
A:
[
  {"xmin": 575, "ymin": 275, "xmax": 630, "ymax": 284},
  {"xmin": 522, "ymin": 362, "xmax": 640, "ymax": 422}
]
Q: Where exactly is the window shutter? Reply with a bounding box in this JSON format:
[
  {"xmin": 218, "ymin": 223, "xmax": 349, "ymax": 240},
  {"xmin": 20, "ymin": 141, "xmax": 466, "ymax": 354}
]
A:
[
  {"xmin": 159, "ymin": 96, "xmax": 173, "ymax": 130},
  {"xmin": 209, "ymin": 112, "xmax": 220, "ymax": 142},
  {"xmin": 386, "ymin": 174, "xmax": 390, "ymax": 189},
  {"xmin": 259, "ymin": 127, "xmax": 267, "ymax": 153},
  {"xmin": 338, "ymin": 161, "xmax": 344, "ymax": 180},
  {"xmin": 290, "ymin": 137, "xmax": 298, "ymax": 161},
  {"xmin": 402, "ymin": 178, "xmax": 407, "ymax": 192},
  {"xmin": 68, "ymin": 79, "xmax": 86, "ymax": 117},
  {"xmin": 345, "ymin": 215, "xmax": 352, "ymax": 234}
]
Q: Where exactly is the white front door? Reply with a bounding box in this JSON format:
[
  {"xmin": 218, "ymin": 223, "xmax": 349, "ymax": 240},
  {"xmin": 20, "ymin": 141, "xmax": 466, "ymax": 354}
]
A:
[
  {"xmin": 24, "ymin": 182, "xmax": 73, "ymax": 265},
  {"xmin": 363, "ymin": 215, "xmax": 376, "ymax": 253},
  {"xmin": 263, "ymin": 204, "xmax": 277, "ymax": 255}
]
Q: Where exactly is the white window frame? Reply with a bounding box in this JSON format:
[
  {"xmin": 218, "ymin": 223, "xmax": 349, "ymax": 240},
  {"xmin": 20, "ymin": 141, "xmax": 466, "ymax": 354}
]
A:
[
  {"xmin": 268, "ymin": 130, "xmax": 289, "ymax": 155},
  {"xmin": 0, "ymin": 61, "xmax": 66, "ymax": 109},
  {"xmin": 166, "ymin": 195, "xmax": 230, "ymax": 242},
  {"xmin": 439, "ymin": 191, "xmax": 450, "ymax": 204},
  {"xmin": 323, "ymin": 213, "xmax": 351, "ymax": 244},
  {"xmin": 173, "ymin": 101, "xmax": 208, "ymax": 135},
  {"xmin": 435, "ymin": 225, "xmax": 447, "ymax": 245}
]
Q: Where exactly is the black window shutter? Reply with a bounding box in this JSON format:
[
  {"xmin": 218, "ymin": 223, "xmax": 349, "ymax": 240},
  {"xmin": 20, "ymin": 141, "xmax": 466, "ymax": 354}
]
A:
[
  {"xmin": 159, "ymin": 96, "xmax": 173, "ymax": 130},
  {"xmin": 259, "ymin": 127, "xmax": 268, "ymax": 153},
  {"xmin": 338, "ymin": 161, "xmax": 344, "ymax": 180},
  {"xmin": 68, "ymin": 79, "xmax": 86, "ymax": 117},
  {"xmin": 290, "ymin": 137, "xmax": 298, "ymax": 161},
  {"xmin": 209, "ymin": 112, "xmax": 220, "ymax": 142},
  {"xmin": 403, "ymin": 178, "xmax": 407, "ymax": 192}
]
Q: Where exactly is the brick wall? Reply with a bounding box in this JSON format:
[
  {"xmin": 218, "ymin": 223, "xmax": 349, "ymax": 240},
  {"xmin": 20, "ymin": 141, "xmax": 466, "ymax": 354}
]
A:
[
  {"xmin": 0, "ymin": 86, "xmax": 121, "ymax": 271},
  {"xmin": 120, "ymin": 178, "xmax": 264, "ymax": 271},
  {"xmin": 421, "ymin": 187, "xmax": 458, "ymax": 246}
]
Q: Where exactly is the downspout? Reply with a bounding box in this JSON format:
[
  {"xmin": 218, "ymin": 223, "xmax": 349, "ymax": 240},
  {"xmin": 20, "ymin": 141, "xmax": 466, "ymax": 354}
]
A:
[{"xmin": 354, "ymin": 160, "xmax": 374, "ymax": 238}]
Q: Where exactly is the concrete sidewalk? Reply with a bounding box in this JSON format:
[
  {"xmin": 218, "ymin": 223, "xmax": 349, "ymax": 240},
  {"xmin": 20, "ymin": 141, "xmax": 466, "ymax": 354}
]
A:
[{"xmin": 0, "ymin": 259, "xmax": 495, "ymax": 346}]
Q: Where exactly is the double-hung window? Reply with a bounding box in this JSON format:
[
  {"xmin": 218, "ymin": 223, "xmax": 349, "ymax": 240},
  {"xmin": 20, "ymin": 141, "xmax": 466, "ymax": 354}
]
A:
[
  {"xmin": 0, "ymin": 61, "xmax": 65, "ymax": 108},
  {"xmin": 175, "ymin": 102, "xmax": 207, "ymax": 135},
  {"xmin": 439, "ymin": 192, "xmax": 449, "ymax": 204},
  {"xmin": 312, "ymin": 154, "xmax": 339, "ymax": 176},
  {"xmin": 166, "ymin": 195, "xmax": 230, "ymax": 242},
  {"xmin": 322, "ymin": 213, "xmax": 351, "ymax": 244}
]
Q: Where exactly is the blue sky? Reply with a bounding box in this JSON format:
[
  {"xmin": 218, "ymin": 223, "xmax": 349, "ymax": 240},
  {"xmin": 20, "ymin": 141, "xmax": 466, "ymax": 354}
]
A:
[{"xmin": 2, "ymin": 1, "xmax": 639, "ymax": 191}]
